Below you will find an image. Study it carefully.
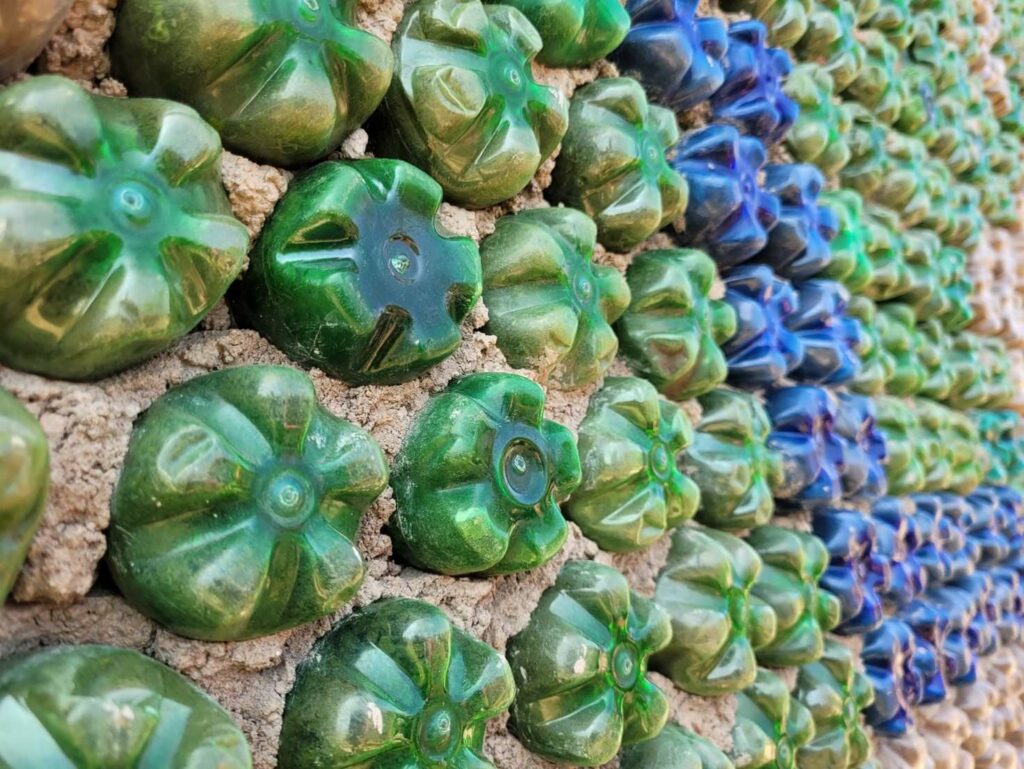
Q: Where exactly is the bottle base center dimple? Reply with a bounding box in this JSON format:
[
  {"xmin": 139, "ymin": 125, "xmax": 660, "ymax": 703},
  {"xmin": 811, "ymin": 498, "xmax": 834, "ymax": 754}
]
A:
[
  {"xmin": 611, "ymin": 642, "xmax": 640, "ymax": 690},
  {"xmin": 415, "ymin": 700, "xmax": 463, "ymax": 762}
]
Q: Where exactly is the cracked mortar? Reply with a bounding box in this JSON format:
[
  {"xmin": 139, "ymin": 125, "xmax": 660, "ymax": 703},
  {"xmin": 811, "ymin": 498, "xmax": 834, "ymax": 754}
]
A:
[{"xmin": 0, "ymin": 0, "xmax": 740, "ymax": 767}]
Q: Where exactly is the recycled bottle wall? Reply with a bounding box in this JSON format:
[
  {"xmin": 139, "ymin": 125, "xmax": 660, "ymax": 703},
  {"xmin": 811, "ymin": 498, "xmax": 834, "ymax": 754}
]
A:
[{"xmin": 1, "ymin": 0, "xmax": 1023, "ymax": 768}]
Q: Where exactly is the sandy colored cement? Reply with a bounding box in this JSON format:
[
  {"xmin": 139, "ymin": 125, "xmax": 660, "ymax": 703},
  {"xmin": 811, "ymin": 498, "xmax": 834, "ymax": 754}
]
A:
[
  {"xmin": 38, "ymin": 0, "xmax": 118, "ymax": 81},
  {"xmin": 221, "ymin": 153, "xmax": 291, "ymax": 243}
]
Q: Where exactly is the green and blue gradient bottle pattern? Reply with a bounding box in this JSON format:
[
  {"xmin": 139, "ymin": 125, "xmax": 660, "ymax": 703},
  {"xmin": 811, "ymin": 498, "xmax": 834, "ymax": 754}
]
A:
[
  {"xmin": 615, "ymin": 249, "xmax": 738, "ymax": 402},
  {"xmin": 4, "ymin": 0, "xmax": 1024, "ymax": 764}
]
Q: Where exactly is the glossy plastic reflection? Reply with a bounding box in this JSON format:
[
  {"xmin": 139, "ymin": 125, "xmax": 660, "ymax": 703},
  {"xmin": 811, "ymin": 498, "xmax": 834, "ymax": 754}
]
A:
[
  {"xmin": 480, "ymin": 208, "xmax": 629, "ymax": 389},
  {"xmin": 794, "ymin": 640, "xmax": 874, "ymax": 769},
  {"xmin": 0, "ymin": 645, "xmax": 251, "ymax": 768},
  {"xmin": 0, "ymin": 76, "xmax": 249, "ymax": 381},
  {"xmin": 876, "ymin": 305, "xmax": 925, "ymax": 397},
  {"xmin": 107, "ymin": 366, "xmax": 388, "ymax": 641},
  {"xmin": 756, "ymin": 165, "xmax": 838, "ymax": 281},
  {"xmin": 845, "ymin": 297, "xmax": 895, "ymax": 396},
  {"xmin": 550, "ymin": 78, "xmax": 686, "ymax": 251},
  {"xmin": 917, "ymin": 320, "xmax": 953, "ymax": 401},
  {"xmin": 994, "ymin": 487, "xmax": 1024, "ymax": 564},
  {"xmin": 652, "ymin": 525, "xmax": 778, "ymax": 695},
  {"xmin": 895, "ymin": 64, "xmax": 938, "ymax": 146},
  {"xmin": 873, "ymin": 135, "xmax": 931, "ymax": 227},
  {"xmin": 567, "ymin": 378, "xmax": 698, "ymax": 553},
  {"xmin": 968, "ymin": 336, "xmax": 1016, "ymax": 409},
  {"xmin": 919, "ymin": 404, "xmax": 985, "ymax": 496},
  {"xmin": 963, "ymin": 489, "xmax": 1012, "ymax": 567},
  {"xmin": 935, "ymin": 247, "xmax": 973, "ymax": 332},
  {"xmin": 973, "ymin": 336, "xmax": 1015, "ymax": 409},
  {"xmin": 990, "ymin": 567, "xmax": 1023, "ymax": 644},
  {"xmin": 765, "ymin": 386, "xmax": 843, "ymax": 509},
  {"xmin": 994, "ymin": 487, "xmax": 1024, "ymax": 562},
  {"xmin": 722, "ymin": 265, "xmax": 804, "ymax": 388},
  {"xmin": 957, "ymin": 574, "xmax": 999, "ymax": 657},
  {"xmin": 793, "ymin": 0, "xmax": 866, "ymax": 91},
  {"xmin": 843, "ymin": 30, "xmax": 903, "ymax": 125},
  {"xmin": 977, "ymin": 411, "xmax": 1024, "ymax": 488},
  {"xmin": 784, "ymin": 65, "xmax": 852, "ymax": 178},
  {"xmin": 730, "ymin": 717, "xmax": 775, "ymax": 769},
  {"xmin": 926, "ymin": 584, "xmax": 978, "ymax": 685},
  {"xmin": 785, "ymin": 280, "xmax": 862, "ymax": 385},
  {"xmin": 382, "ymin": 0, "xmax": 567, "ymax": 208},
  {"xmin": 748, "ymin": 527, "xmax": 841, "ymax": 667},
  {"xmin": 935, "ymin": 493, "xmax": 975, "ymax": 580},
  {"xmin": 942, "ymin": 333, "xmax": 1012, "ymax": 411},
  {"xmin": 112, "ymin": 0, "xmax": 391, "ymax": 166},
  {"xmin": 0, "ymin": 0, "xmax": 72, "ymax": 79},
  {"xmin": 860, "ymin": 0, "xmax": 911, "ymax": 48},
  {"xmin": 279, "ymin": 598, "xmax": 514, "ymax": 769},
  {"xmin": 620, "ymin": 724, "xmax": 734, "ymax": 769},
  {"xmin": 909, "ymin": 493, "xmax": 953, "ymax": 584},
  {"xmin": 835, "ymin": 393, "xmax": 887, "ymax": 503},
  {"xmin": 672, "ymin": 125, "xmax": 779, "ymax": 268},
  {"xmin": 0, "ymin": 391, "xmax": 49, "ymax": 605},
  {"xmin": 871, "ymin": 497, "xmax": 924, "ymax": 610},
  {"xmin": 943, "ymin": 333, "xmax": 987, "ymax": 410},
  {"xmin": 615, "ymin": 249, "xmax": 736, "ymax": 401},
  {"xmin": 845, "ymin": 118, "xmax": 930, "ymax": 225},
  {"xmin": 816, "ymin": 191, "xmax": 872, "ymax": 293},
  {"xmin": 232, "ymin": 160, "xmax": 481, "ymax": 385},
  {"xmin": 908, "ymin": 238, "xmax": 947, "ymax": 321},
  {"xmin": 735, "ymin": 668, "xmax": 815, "ymax": 769},
  {"xmin": 489, "ymin": 0, "xmax": 629, "ymax": 66},
  {"xmin": 507, "ymin": 561, "xmax": 671, "ymax": 765},
  {"xmin": 711, "ymin": 21, "xmax": 798, "ymax": 146},
  {"xmin": 813, "ymin": 507, "xmax": 886, "ymax": 635},
  {"xmin": 946, "ymin": 574, "xmax": 998, "ymax": 660},
  {"xmin": 877, "ymin": 396, "xmax": 925, "ymax": 496},
  {"xmin": 611, "ymin": 0, "xmax": 728, "ymax": 112},
  {"xmin": 859, "ymin": 207, "xmax": 912, "ymax": 303},
  {"xmin": 899, "ymin": 598, "xmax": 949, "ymax": 704},
  {"xmin": 861, "ymin": 619, "xmax": 917, "ymax": 735},
  {"xmin": 900, "ymin": 230, "xmax": 946, "ymax": 322},
  {"xmin": 941, "ymin": 185, "xmax": 985, "ymax": 250},
  {"xmin": 682, "ymin": 389, "xmax": 782, "ymax": 530},
  {"xmin": 839, "ymin": 107, "xmax": 886, "ymax": 200},
  {"xmin": 390, "ymin": 373, "xmax": 580, "ymax": 575}
]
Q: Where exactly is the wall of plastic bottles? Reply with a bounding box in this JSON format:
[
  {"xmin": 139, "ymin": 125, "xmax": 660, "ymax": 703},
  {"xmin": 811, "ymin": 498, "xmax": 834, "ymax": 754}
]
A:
[{"xmin": 1, "ymin": 0, "xmax": 1024, "ymax": 767}]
